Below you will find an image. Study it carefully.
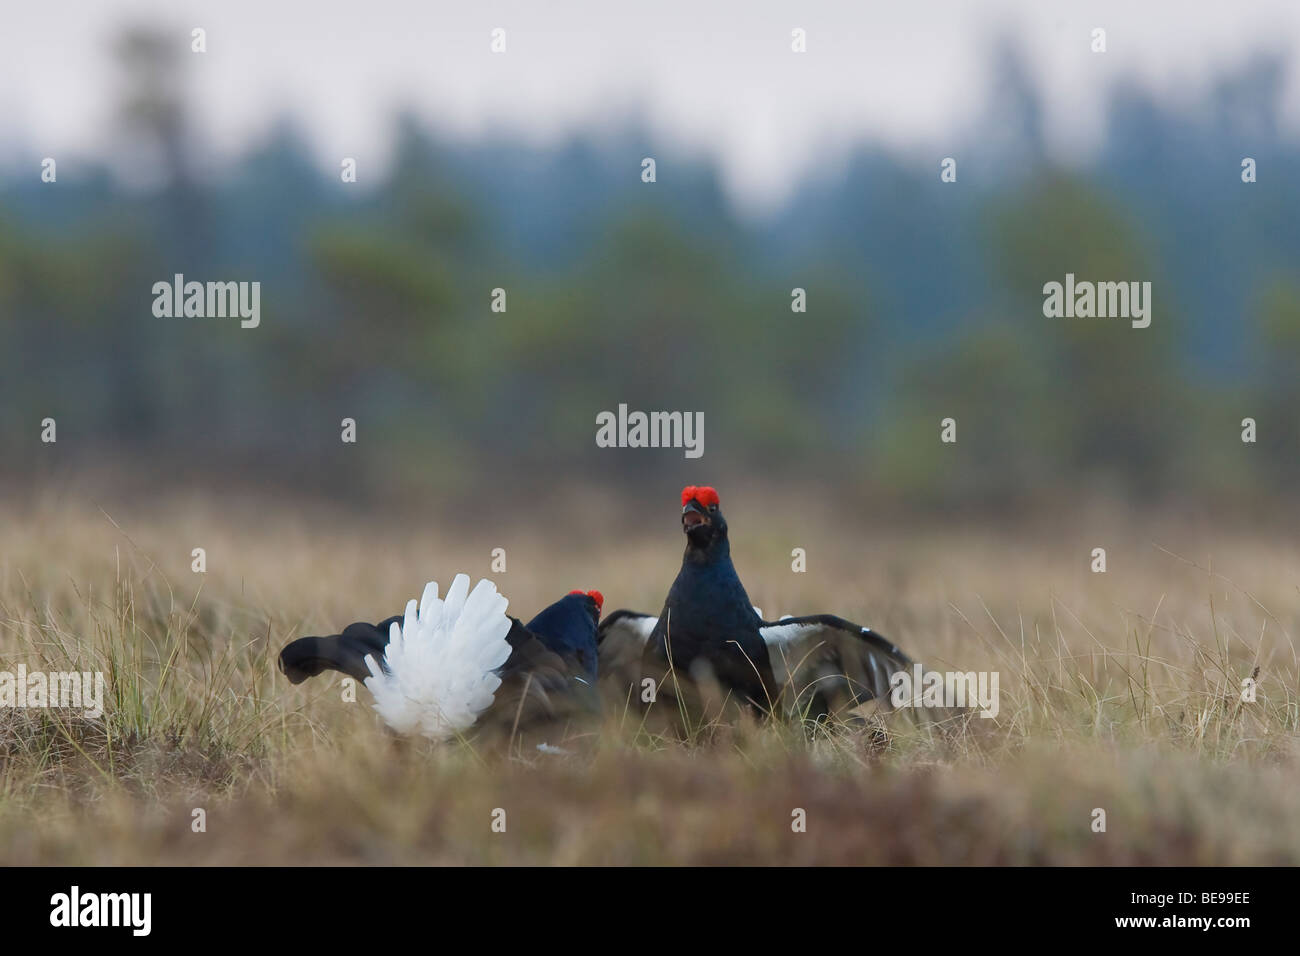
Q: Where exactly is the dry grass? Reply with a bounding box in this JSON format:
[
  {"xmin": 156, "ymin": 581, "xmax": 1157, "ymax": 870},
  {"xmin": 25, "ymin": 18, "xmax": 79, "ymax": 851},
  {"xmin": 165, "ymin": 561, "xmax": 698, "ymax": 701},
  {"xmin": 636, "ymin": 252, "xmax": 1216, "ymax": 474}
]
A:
[{"xmin": 1, "ymin": 487, "xmax": 1298, "ymax": 864}]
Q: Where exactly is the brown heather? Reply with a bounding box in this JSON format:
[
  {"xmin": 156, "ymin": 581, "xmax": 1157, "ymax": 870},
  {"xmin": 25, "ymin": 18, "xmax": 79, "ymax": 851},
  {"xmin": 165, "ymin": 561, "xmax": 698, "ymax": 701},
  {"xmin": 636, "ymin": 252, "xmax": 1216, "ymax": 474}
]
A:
[{"xmin": 1, "ymin": 489, "xmax": 1297, "ymax": 865}]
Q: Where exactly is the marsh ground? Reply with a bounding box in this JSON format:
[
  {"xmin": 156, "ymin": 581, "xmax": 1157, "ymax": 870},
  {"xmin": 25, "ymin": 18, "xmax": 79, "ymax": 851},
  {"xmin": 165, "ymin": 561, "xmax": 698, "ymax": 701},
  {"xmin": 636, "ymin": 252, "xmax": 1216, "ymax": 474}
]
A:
[{"xmin": 1, "ymin": 486, "xmax": 1296, "ymax": 864}]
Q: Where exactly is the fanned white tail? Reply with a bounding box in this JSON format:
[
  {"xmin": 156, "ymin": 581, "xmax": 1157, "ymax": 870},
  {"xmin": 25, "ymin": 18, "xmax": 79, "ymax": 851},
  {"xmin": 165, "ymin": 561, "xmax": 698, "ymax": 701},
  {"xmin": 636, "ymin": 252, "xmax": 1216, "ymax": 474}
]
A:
[{"xmin": 363, "ymin": 574, "xmax": 514, "ymax": 740}]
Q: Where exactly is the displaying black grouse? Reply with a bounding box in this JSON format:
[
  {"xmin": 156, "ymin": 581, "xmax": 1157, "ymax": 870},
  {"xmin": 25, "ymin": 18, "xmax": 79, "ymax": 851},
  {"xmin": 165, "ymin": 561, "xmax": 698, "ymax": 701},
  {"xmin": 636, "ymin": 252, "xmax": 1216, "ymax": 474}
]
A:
[
  {"xmin": 280, "ymin": 575, "xmax": 602, "ymax": 740},
  {"xmin": 598, "ymin": 486, "xmax": 914, "ymax": 719}
]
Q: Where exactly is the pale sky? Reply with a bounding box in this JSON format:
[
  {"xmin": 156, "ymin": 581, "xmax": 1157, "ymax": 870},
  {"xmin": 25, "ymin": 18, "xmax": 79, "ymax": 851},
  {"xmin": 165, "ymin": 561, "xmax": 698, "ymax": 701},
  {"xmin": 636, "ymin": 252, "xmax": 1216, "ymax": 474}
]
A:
[{"xmin": 4, "ymin": 0, "xmax": 1300, "ymax": 211}]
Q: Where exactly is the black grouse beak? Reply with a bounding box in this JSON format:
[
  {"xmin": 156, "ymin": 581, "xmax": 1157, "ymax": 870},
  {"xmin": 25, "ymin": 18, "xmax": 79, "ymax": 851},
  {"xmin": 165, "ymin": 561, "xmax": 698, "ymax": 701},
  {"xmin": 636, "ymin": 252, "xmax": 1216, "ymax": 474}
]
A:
[{"xmin": 682, "ymin": 500, "xmax": 710, "ymax": 532}]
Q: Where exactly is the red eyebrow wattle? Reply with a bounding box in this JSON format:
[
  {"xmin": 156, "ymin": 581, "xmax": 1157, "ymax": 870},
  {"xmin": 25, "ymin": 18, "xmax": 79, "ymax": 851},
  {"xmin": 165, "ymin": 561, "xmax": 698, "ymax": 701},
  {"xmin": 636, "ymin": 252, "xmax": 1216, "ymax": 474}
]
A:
[
  {"xmin": 682, "ymin": 485, "xmax": 719, "ymax": 507},
  {"xmin": 570, "ymin": 588, "xmax": 603, "ymax": 611}
]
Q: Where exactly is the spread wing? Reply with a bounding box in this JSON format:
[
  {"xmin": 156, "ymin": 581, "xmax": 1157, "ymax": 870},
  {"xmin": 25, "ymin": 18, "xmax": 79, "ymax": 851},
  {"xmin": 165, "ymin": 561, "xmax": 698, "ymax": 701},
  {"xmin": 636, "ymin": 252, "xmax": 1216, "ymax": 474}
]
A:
[
  {"xmin": 759, "ymin": 614, "xmax": 912, "ymax": 717},
  {"xmin": 596, "ymin": 610, "xmax": 658, "ymax": 686}
]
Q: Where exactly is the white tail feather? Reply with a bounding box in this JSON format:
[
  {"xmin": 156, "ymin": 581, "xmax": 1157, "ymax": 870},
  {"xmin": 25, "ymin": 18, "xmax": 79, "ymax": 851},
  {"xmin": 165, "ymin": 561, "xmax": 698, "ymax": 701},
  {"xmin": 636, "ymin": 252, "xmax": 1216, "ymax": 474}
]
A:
[{"xmin": 363, "ymin": 574, "xmax": 513, "ymax": 739}]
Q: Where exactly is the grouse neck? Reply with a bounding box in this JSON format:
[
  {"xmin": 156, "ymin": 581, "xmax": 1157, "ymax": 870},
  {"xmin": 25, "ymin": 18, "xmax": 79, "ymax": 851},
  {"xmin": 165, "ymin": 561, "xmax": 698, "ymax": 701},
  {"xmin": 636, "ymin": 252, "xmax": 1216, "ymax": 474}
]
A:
[
  {"xmin": 683, "ymin": 531, "xmax": 731, "ymax": 566},
  {"xmin": 674, "ymin": 536, "xmax": 755, "ymax": 612}
]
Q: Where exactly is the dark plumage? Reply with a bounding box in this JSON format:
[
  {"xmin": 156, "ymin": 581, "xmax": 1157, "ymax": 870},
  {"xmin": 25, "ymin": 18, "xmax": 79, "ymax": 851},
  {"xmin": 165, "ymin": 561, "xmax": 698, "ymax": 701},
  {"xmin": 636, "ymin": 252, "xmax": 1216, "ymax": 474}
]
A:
[
  {"xmin": 280, "ymin": 580, "xmax": 602, "ymax": 739},
  {"xmin": 599, "ymin": 486, "xmax": 914, "ymax": 720},
  {"xmin": 280, "ymin": 589, "xmax": 601, "ymax": 686},
  {"xmin": 510, "ymin": 590, "xmax": 601, "ymax": 683}
]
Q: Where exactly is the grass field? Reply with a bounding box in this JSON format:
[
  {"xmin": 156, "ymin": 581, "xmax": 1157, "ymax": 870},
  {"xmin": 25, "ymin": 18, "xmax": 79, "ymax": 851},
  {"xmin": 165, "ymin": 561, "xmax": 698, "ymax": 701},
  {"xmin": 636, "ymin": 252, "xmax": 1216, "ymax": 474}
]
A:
[{"xmin": 2, "ymin": 486, "xmax": 1298, "ymax": 865}]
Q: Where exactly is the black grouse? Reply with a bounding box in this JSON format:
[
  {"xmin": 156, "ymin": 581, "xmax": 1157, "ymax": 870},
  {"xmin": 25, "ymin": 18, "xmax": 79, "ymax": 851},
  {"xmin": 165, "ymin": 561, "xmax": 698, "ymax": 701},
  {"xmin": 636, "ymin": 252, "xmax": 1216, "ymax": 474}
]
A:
[
  {"xmin": 598, "ymin": 486, "xmax": 914, "ymax": 720},
  {"xmin": 280, "ymin": 575, "xmax": 602, "ymax": 740}
]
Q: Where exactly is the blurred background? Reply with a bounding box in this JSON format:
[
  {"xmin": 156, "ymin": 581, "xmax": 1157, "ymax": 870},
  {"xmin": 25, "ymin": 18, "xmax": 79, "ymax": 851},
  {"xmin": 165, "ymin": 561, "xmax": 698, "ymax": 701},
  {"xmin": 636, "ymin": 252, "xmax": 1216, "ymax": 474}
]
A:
[
  {"xmin": 5, "ymin": 4, "xmax": 1300, "ymax": 867},
  {"xmin": 3, "ymin": 0, "xmax": 1300, "ymax": 520}
]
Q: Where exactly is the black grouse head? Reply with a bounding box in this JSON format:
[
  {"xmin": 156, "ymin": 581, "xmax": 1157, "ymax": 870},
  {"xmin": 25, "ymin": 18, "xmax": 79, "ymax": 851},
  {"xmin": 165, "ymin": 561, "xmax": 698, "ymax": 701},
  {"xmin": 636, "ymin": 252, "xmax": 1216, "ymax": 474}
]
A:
[
  {"xmin": 566, "ymin": 589, "xmax": 604, "ymax": 624},
  {"xmin": 680, "ymin": 485, "xmax": 727, "ymax": 552}
]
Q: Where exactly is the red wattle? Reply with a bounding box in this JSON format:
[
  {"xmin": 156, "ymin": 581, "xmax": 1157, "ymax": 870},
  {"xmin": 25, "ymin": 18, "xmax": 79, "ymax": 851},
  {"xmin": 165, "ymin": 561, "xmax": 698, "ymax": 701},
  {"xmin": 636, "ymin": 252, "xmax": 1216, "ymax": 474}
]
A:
[{"xmin": 681, "ymin": 485, "xmax": 719, "ymax": 508}]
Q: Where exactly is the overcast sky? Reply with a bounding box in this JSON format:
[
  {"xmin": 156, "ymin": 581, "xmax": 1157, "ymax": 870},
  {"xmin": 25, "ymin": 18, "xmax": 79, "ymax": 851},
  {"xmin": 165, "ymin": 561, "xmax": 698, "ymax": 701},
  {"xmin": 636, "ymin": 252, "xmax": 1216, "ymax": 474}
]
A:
[{"xmin": 4, "ymin": 0, "xmax": 1300, "ymax": 211}]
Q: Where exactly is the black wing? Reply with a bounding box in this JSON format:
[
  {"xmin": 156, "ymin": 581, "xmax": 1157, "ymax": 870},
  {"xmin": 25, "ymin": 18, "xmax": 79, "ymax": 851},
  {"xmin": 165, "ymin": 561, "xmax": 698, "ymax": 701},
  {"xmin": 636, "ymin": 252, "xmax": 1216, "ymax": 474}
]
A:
[
  {"xmin": 278, "ymin": 614, "xmax": 402, "ymax": 684},
  {"xmin": 596, "ymin": 610, "xmax": 658, "ymax": 681},
  {"xmin": 758, "ymin": 614, "xmax": 912, "ymax": 717}
]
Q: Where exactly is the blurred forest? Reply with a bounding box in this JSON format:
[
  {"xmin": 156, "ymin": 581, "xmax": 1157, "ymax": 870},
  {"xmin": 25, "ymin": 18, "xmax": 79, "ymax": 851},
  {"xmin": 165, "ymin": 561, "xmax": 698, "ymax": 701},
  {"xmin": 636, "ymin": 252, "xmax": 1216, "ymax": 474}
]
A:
[{"xmin": 2, "ymin": 29, "xmax": 1298, "ymax": 514}]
